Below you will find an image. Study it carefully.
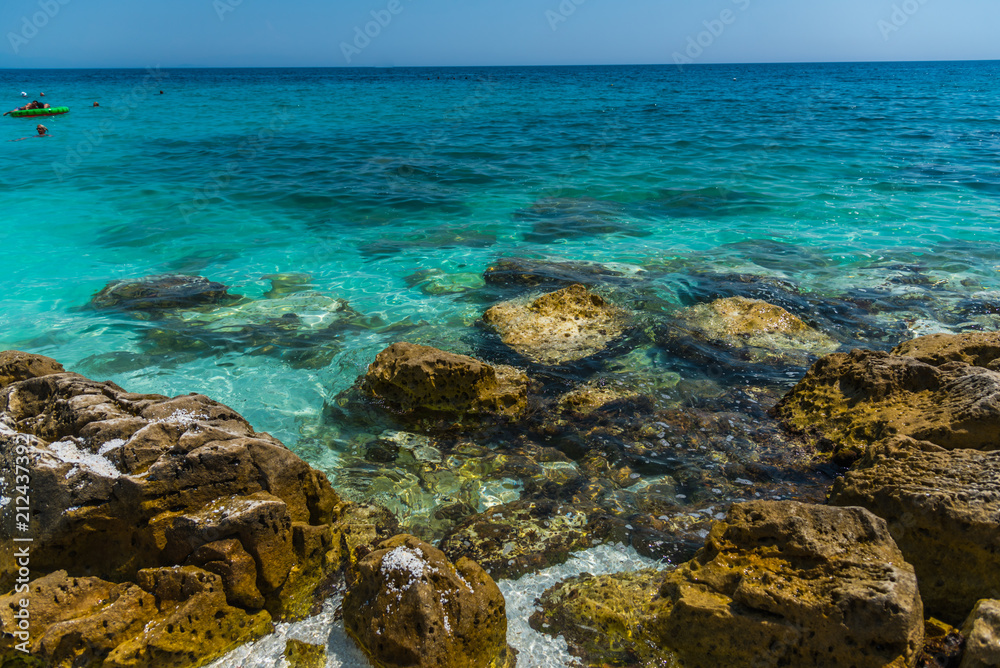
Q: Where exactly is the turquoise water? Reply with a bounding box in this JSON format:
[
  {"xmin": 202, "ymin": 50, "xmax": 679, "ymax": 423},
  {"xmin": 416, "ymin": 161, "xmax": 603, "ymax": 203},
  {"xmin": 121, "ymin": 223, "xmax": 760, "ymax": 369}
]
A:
[{"xmin": 3, "ymin": 63, "xmax": 1000, "ymax": 534}]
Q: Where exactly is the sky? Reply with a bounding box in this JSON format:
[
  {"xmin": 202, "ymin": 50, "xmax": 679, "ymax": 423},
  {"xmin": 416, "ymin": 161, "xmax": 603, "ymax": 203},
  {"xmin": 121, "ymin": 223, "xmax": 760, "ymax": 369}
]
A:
[{"xmin": 1, "ymin": 0, "xmax": 999, "ymax": 69}]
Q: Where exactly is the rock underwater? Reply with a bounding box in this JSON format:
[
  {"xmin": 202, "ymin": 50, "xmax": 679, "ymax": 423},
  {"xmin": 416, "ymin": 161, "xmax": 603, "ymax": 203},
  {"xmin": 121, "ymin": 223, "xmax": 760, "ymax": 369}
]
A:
[
  {"xmin": 0, "ymin": 350, "xmax": 397, "ymax": 667},
  {"xmin": 482, "ymin": 283, "xmax": 630, "ymax": 366}
]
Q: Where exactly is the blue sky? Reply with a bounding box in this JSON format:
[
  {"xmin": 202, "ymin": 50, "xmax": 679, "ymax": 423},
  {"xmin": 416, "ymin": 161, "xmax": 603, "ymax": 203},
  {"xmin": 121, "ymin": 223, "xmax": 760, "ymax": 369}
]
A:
[{"xmin": 2, "ymin": 0, "xmax": 998, "ymax": 68}]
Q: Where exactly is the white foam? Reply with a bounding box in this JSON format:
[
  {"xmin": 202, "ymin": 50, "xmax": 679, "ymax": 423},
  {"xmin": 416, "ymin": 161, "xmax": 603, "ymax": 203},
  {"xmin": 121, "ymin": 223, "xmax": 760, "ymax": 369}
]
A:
[{"xmin": 498, "ymin": 543, "xmax": 667, "ymax": 668}]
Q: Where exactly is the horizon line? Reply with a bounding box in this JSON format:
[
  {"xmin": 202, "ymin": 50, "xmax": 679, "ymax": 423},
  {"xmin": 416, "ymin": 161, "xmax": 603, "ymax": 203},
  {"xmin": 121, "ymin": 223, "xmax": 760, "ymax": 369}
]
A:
[{"xmin": 2, "ymin": 57, "xmax": 999, "ymax": 71}]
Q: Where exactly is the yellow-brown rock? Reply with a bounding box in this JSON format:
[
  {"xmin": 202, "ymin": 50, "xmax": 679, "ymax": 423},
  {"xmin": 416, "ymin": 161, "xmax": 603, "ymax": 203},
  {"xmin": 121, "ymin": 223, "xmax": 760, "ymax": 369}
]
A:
[
  {"xmin": 960, "ymin": 599, "xmax": 1000, "ymax": 668},
  {"xmin": 532, "ymin": 501, "xmax": 924, "ymax": 668},
  {"xmin": 360, "ymin": 342, "xmax": 528, "ymax": 420},
  {"xmin": 773, "ymin": 336, "xmax": 1000, "ymax": 459},
  {"xmin": 829, "ymin": 437, "xmax": 1000, "ymax": 624},
  {"xmin": 482, "ymin": 283, "xmax": 627, "ymax": 365},
  {"xmin": 343, "ymin": 534, "xmax": 515, "ymax": 668},
  {"xmin": 656, "ymin": 296, "xmax": 839, "ymax": 373},
  {"xmin": 0, "ymin": 569, "xmax": 272, "ymax": 667}
]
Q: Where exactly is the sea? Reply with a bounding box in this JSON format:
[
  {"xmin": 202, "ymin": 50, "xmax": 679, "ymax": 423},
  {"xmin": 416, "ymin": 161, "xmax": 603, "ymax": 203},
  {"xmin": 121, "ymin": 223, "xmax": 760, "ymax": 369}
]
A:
[{"xmin": 3, "ymin": 61, "xmax": 1000, "ymax": 665}]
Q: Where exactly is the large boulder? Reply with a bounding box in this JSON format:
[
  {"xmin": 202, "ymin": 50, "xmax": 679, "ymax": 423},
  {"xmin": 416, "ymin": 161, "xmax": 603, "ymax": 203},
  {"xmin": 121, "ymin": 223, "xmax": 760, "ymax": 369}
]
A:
[
  {"xmin": 482, "ymin": 284, "xmax": 628, "ymax": 365},
  {"xmin": 892, "ymin": 331, "xmax": 1000, "ymax": 370},
  {"xmin": 532, "ymin": 501, "xmax": 924, "ymax": 668},
  {"xmin": 829, "ymin": 437, "xmax": 1000, "ymax": 624},
  {"xmin": 343, "ymin": 534, "xmax": 515, "ymax": 668},
  {"xmin": 656, "ymin": 296, "xmax": 839, "ymax": 375},
  {"xmin": 773, "ymin": 335, "xmax": 1000, "ymax": 460},
  {"xmin": 89, "ymin": 274, "xmax": 240, "ymax": 312},
  {"xmin": 961, "ymin": 599, "xmax": 1000, "ymax": 668},
  {"xmin": 359, "ymin": 342, "xmax": 529, "ymax": 421},
  {"xmin": 0, "ymin": 351, "xmax": 396, "ymax": 666}
]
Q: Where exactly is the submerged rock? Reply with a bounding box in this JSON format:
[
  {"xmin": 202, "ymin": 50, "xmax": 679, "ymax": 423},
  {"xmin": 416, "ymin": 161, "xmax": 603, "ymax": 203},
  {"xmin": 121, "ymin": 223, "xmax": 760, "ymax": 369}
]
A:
[
  {"xmin": 483, "ymin": 257, "xmax": 633, "ymax": 290},
  {"xmin": 960, "ymin": 599, "xmax": 1000, "ymax": 668},
  {"xmin": 439, "ymin": 498, "xmax": 619, "ymax": 580},
  {"xmin": 89, "ymin": 274, "xmax": 240, "ymax": 312},
  {"xmin": 283, "ymin": 639, "xmax": 327, "ymax": 668},
  {"xmin": 483, "ymin": 284, "xmax": 629, "ymax": 365},
  {"xmin": 532, "ymin": 500, "xmax": 924, "ymax": 668},
  {"xmin": 343, "ymin": 534, "xmax": 515, "ymax": 668},
  {"xmin": 358, "ymin": 342, "xmax": 529, "ymax": 423},
  {"xmin": 656, "ymin": 296, "xmax": 839, "ymax": 375},
  {"xmin": 515, "ymin": 196, "xmax": 641, "ymax": 244},
  {"xmin": 828, "ymin": 437, "xmax": 1000, "ymax": 624},
  {"xmin": 0, "ymin": 351, "xmax": 396, "ymax": 666},
  {"xmin": 774, "ymin": 334, "xmax": 1000, "ymax": 459}
]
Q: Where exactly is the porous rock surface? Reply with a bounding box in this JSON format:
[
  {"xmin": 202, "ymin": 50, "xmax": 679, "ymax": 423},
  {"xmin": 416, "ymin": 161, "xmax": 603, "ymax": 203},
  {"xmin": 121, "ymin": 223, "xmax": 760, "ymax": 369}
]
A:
[
  {"xmin": 359, "ymin": 342, "xmax": 528, "ymax": 421},
  {"xmin": 532, "ymin": 500, "xmax": 924, "ymax": 668},
  {"xmin": 482, "ymin": 283, "xmax": 627, "ymax": 365},
  {"xmin": 656, "ymin": 296, "xmax": 839, "ymax": 372},
  {"xmin": 961, "ymin": 599, "xmax": 1000, "ymax": 668},
  {"xmin": 343, "ymin": 534, "xmax": 515, "ymax": 668},
  {"xmin": 774, "ymin": 333, "xmax": 1000, "ymax": 458},
  {"xmin": 829, "ymin": 436, "xmax": 1000, "ymax": 624},
  {"xmin": 0, "ymin": 350, "xmax": 396, "ymax": 667},
  {"xmin": 89, "ymin": 274, "xmax": 239, "ymax": 312}
]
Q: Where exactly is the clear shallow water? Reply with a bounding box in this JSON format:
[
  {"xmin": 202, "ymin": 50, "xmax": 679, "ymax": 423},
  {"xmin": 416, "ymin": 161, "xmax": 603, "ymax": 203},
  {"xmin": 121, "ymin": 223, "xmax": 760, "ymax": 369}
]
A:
[{"xmin": 3, "ymin": 61, "xmax": 1000, "ymax": 511}]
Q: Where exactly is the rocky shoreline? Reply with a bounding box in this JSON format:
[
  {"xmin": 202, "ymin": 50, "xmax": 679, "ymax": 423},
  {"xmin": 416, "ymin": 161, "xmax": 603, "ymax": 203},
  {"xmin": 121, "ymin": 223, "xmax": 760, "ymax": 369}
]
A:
[{"xmin": 2, "ymin": 267, "xmax": 999, "ymax": 667}]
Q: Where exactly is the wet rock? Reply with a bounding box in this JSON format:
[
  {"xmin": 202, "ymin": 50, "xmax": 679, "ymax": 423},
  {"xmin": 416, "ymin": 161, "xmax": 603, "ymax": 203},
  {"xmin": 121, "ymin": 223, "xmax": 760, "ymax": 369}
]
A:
[
  {"xmin": 917, "ymin": 617, "xmax": 965, "ymax": 668},
  {"xmin": 261, "ymin": 272, "xmax": 314, "ymax": 299},
  {"xmin": 89, "ymin": 274, "xmax": 240, "ymax": 312},
  {"xmin": 483, "ymin": 257, "xmax": 633, "ymax": 290},
  {"xmin": 532, "ymin": 500, "xmax": 924, "ymax": 668},
  {"xmin": 774, "ymin": 338, "xmax": 1000, "ymax": 458},
  {"xmin": 439, "ymin": 498, "xmax": 620, "ymax": 580},
  {"xmin": 343, "ymin": 534, "xmax": 515, "ymax": 668},
  {"xmin": 960, "ymin": 599, "xmax": 1000, "ymax": 668},
  {"xmin": 828, "ymin": 438, "xmax": 1000, "ymax": 624},
  {"xmin": 892, "ymin": 331, "xmax": 1000, "ymax": 370},
  {"xmin": 0, "ymin": 352, "xmax": 394, "ymax": 664},
  {"xmin": 656, "ymin": 296, "xmax": 839, "ymax": 375},
  {"xmin": 359, "ymin": 342, "xmax": 529, "ymax": 422},
  {"xmin": 284, "ymin": 638, "xmax": 327, "ymax": 668},
  {"xmin": 404, "ymin": 268, "xmax": 486, "ymax": 295},
  {"xmin": 483, "ymin": 284, "xmax": 629, "ymax": 365},
  {"xmin": 0, "ymin": 350, "xmax": 64, "ymax": 388},
  {"xmin": 0, "ymin": 569, "xmax": 272, "ymax": 668}
]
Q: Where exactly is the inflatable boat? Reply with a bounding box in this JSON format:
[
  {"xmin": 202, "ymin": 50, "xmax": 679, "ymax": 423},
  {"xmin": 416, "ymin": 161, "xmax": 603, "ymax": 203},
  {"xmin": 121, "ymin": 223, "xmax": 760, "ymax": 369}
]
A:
[{"xmin": 10, "ymin": 106, "xmax": 69, "ymax": 118}]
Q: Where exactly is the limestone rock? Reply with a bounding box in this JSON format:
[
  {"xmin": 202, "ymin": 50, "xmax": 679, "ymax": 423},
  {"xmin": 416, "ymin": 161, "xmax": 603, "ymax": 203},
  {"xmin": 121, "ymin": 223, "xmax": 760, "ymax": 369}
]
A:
[
  {"xmin": 343, "ymin": 534, "xmax": 514, "ymax": 668},
  {"xmin": 0, "ymin": 352, "xmax": 394, "ymax": 664},
  {"xmin": 482, "ymin": 283, "xmax": 628, "ymax": 365},
  {"xmin": 0, "ymin": 350, "xmax": 65, "ymax": 389},
  {"xmin": 90, "ymin": 274, "xmax": 239, "ymax": 311},
  {"xmin": 284, "ymin": 639, "xmax": 327, "ymax": 668},
  {"xmin": 439, "ymin": 499, "xmax": 617, "ymax": 580},
  {"xmin": 656, "ymin": 296, "xmax": 839, "ymax": 374},
  {"xmin": 892, "ymin": 331, "xmax": 1000, "ymax": 369},
  {"xmin": 829, "ymin": 439, "xmax": 1000, "ymax": 624},
  {"xmin": 359, "ymin": 342, "xmax": 528, "ymax": 421},
  {"xmin": 774, "ymin": 343, "xmax": 1000, "ymax": 458},
  {"xmin": 534, "ymin": 501, "xmax": 924, "ymax": 668},
  {"xmin": 0, "ymin": 569, "xmax": 272, "ymax": 667},
  {"xmin": 961, "ymin": 599, "xmax": 1000, "ymax": 668}
]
